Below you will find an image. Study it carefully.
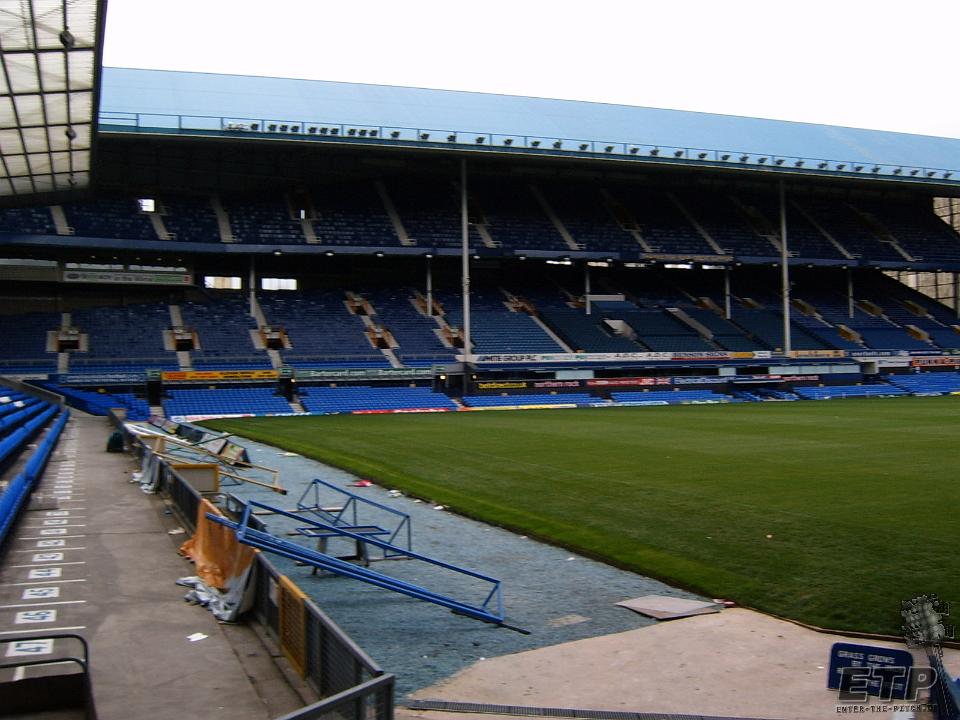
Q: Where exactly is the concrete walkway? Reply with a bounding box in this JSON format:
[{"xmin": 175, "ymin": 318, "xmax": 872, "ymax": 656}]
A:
[
  {"xmin": 0, "ymin": 414, "xmax": 303, "ymax": 719},
  {"xmin": 403, "ymin": 608, "xmax": 957, "ymax": 720}
]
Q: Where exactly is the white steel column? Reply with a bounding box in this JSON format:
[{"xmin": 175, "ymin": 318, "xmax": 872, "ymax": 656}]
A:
[
  {"xmin": 426, "ymin": 255, "xmax": 433, "ymax": 317},
  {"xmin": 780, "ymin": 181, "xmax": 792, "ymax": 353},
  {"xmin": 724, "ymin": 266, "xmax": 732, "ymax": 320},
  {"xmin": 585, "ymin": 265, "xmax": 592, "ymax": 316},
  {"xmin": 461, "ymin": 159, "xmax": 471, "ymax": 362},
  {"xmin": 847, "ymin": 267, "xmax": 854, "ymax": 319}
]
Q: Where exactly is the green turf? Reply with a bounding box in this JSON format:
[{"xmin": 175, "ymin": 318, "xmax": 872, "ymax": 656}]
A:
[{"xmin": 204, "ymin": 397, "xmax": 960, "ymax": 635}]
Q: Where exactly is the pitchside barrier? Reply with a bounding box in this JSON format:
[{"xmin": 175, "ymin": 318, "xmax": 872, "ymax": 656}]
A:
[
  {"xmin": 113, "ymin": 412, "xmax": 395, "ymax": 719},
  {"xmin": 929, "ymin": 650, "xmax": 960, "ymax": 720}
]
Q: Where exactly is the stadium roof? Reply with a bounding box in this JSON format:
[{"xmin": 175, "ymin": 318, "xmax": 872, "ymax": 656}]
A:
[
  {"xmin": 0, "ymin": 0, "xmax": 105, "ymax": 200},
  {"xmin": 99, "ymin": 68, "xmax": 960, "ymax": 188}
]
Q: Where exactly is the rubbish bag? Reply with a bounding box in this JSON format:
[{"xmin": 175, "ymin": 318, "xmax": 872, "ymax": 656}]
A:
[{"xmin": 106, "ymin": 431, "xmax": 125, "ymax": 453}]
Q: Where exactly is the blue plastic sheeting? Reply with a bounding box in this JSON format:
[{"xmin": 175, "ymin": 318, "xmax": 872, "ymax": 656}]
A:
[
  {"xmin": 0, "ymin": 409, "xmax": 69, "ymax": 547},
  {"xmin": 101, "ymin": 68, "xmax": 960, "ymax": 170}
]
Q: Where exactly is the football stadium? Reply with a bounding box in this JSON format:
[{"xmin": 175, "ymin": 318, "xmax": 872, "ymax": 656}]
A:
[{"xmin": 1, "ymin": 2, "xmax": 959, "ymax": 719}]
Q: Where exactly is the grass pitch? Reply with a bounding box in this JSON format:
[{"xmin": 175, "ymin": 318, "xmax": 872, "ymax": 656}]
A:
[{"xmin": 205, "ymin": 397, "xmax": 960, "ymax": 635}]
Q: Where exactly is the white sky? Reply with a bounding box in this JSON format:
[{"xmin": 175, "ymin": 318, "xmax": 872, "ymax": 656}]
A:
[{"xmin": 103, "ymin": 0, "xmax": 960, "ymax": 139}]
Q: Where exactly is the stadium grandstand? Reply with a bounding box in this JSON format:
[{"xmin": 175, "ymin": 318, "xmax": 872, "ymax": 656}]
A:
[
  {"xmin": 0, "ymin": 67, "xmax": 959, "ymax": 419},
  {"xmin": 2, "ymin": 2, "xmax": 960, "ymax": 717}
]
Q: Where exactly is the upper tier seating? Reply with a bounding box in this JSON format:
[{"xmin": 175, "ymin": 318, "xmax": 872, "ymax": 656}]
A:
[
  {"xmin": 299, "ymin": 386, "xmax": 457, "ymax": 414},
  {"xmin": 310, "ymin": 182, "xmax": 398, "ymax": 246},
  {"xmin": 0, "ymin": 190, "xmax": 955, "ymax": 264},
  {"xmin": 36, "ymin": 382, "xmax": 150, "ymax": 420},
  {"xmin": 221, "ymin": 196, "xmax": 304, "ymax": 244},
  {"xmin": 160, "ymin": 196, "xmax": 221, "ymax": 243},
  {"xmin": 62, "ymin": 196, "xmax": 157, "ymax": 240}
]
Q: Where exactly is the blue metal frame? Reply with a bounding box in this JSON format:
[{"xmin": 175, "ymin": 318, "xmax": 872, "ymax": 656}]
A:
[
  {"xmin": 296, "ymin": 478, "xmax": 412, "ymax": 554},
  {"xmin": 208, "ymin": 499, "xmax": 507, "ymax": 627}
]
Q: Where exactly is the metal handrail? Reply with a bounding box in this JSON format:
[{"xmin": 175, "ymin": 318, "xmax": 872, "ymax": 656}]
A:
[{"xmin": 97, "ymin": 110, "xmax": 960, "ymax": 182}]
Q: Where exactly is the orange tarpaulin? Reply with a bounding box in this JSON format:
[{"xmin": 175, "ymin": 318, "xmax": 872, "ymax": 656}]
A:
[{"xmin": 179, "ymin": 499, "xmax": 257, "ymax": 589}]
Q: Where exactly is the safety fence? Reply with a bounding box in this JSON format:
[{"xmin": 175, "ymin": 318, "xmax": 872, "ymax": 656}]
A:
[
  {"xmin": 929, "ymin": 650, "xmax": 960, "ymax": 720},
  {"xmin": 119, "ymin": 416, "xmax": 394, "ymax": 719}
]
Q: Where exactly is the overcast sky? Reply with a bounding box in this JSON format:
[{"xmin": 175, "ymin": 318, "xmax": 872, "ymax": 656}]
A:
[{"xmin": 103, "ymin": 0, "xmax": 960, "ymax": 139}]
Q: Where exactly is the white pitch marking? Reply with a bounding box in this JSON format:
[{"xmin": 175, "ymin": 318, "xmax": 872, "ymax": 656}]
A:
[
  {"xmin": 1, "ymin": 601, "xmax": 85, "ymax": 610},
  {"xmin": 31, "ymin": 553, "xmax": 64, "ymax": 563},
  {"xmin": 0, "ymin": 626, "xmax": 85, "ymax": 636},
  {"xmin": 1, "ymin": 579, "xmax": 86, "ymax": 587},
  {"xmin": 27, "ymin": 567, "xmax": 62, "ymax": 579}
]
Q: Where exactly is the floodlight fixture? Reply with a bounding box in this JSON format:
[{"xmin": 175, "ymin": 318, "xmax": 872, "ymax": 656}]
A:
[
  {"xmin": 359, "ymin": 129, "xmax": 368, "ymax": 136},
  {"xmin": 818, "ymin": 162, "xmax": 828, "ymax": 169},
  {"xmin": 531, "ymin": 140, "xmax": 541, "ymax": 147},
  {"xmin": 758, "ymin": 157, "xmax": 767, "ymax": 164},
  {"xmin": 945, "ymin": 172, "xmax": 953, "ymax": 179},
  {"xmin": 775, "ymin": 159, "xmax": 785, "ymax": 165},
  {"xmin": 605, "ymin": 146, "xmax": 615, "ymax": 153},
  {"xmin": 347, "ymin": 128, "xmax": 356, "ymax": 136},
  {"xmin": 836, "ymin": 164, "xmax": 845, "ymax": 171},
  {"xmin": 291, "ymin": 126, "xmax": 300, "ymax": 133},
  {"xmin": 650, "ymin": 148, "xmax": 660, "ymax": 156},
  {"xmin": 674, "ymin": 150, "xmax": 684, "ymax": 158},
  {"xmin": 390, "ymin": 130, "xmax": 400, "ymax": 138},
  {"xmin": 795, "ymin": 160, "xmax": 804, "ymax": 167},
  {"xmin": 420, "ymin": 132, "xmax": 430, "ymax": 140},
  {"xmin": 374, "ymin": 251, "xmax": 385, "ymax": 258},
  {"xmin": 307, "ymin": 126, "xmax": 317, "ymax": 134},
  {"xmin": 447, "ymin": 134, "xmax": 456, "ymax": 142},
  {"xmin": 324, "ymin": 251, "xmax": 335, "ymax": 257},
  {"xmin": 251, "ymin": 123, "xmax": 259, "ymax": 131},
  {"xmin": 853, "ymin": 165, "xmax": 863, "ymax": 172},
  {"xmin": 279, "ymin": 124, "xmax": 288, "ymax": 132},
  {"xmin": 910, "ymin": 169, "xmax": 919, "ymax": 176},
  {"xmin": 720, "ymin": 154, "xmax": 731, "ymax": 161},
  {"xmin": 475, "ymin": 136, "xmax": 485, "ymax": 144},
  {"xmin": 59, "ymin": 29, "xmax": 76, "ymax": 49},
  {"xmin": 553, "ymin": 140, "xmax": 563, "ymax": 149},
  {"xmin": 329, "ymin": 128, "xmax": 339, "ymax": 135},
  {"xmin": 579, "ymin": 143, "xmax": 589, "ymax": 151},
  {"xmin": 319, "ymin": 127, "xmax": 328, "ymax": 135},
  {"xmin": 740, "ymin": 155, "xmax": 750, "ymax": 162},
  {"xmin": 629, "ymin": 147, "xmax": 639, "ymax": 154},
  {"xmin": 369, "ymin": 130, "xmax": 378, "ymax": 137},
  {"xmin": 268, "ymin": 124, "xmax": 277, "ymax": 132},
  {"xmin": 893, "ymin": 167, "xmax": 902, "ymax": 175},
  {"xmin": 503, "ymin": 138, "xmax": 514, "ymax": 145},
  {"xmin": 698, "ymin": 152, "xmax": 708, "ymax": 159},
  {"xmin": 871, "ymin": 166, "xmax": 880, "ymax": 173}
]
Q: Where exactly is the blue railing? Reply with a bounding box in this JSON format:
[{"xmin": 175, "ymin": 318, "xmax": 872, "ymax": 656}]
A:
[{"xmin": 98, "ymin": 110, "xmax": 960, "ymax": 183}]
